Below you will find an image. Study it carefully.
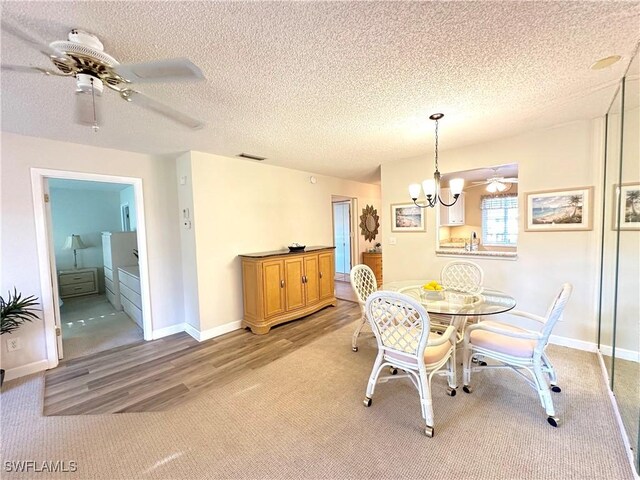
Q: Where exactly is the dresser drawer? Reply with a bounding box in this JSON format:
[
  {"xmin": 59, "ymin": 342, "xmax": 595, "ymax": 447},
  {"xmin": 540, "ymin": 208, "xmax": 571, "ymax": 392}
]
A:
[
  {"xmin": 104, "ymin": 266, "xmax": 113, "ymax": 282},
  {"xmin": 119, "ymin": 282, "xmax": 142, "ymax": 309},
  {"xmin": 121, "ymin": 295, "xmax": 143, "ymax": 329},
  {"xmin": 120, "ymin": 271, "xmax": 141, "ymax": 294},
  {"xmin": 59, "ymin": 271, "xmax": 94, "ymax": 285},
  {"xmin": 104, "ymin": 276, "xmax": 114, "ymax": 294},
  {"xmin": 60, "ymin": 281, "xmax": 96, "ymax": 297}
]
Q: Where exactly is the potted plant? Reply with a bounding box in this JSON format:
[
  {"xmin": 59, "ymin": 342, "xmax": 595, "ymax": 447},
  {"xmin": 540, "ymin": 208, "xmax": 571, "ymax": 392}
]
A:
[{"xmin": 0, "ymin": 288, "xmax": 39, "ymax": 386}]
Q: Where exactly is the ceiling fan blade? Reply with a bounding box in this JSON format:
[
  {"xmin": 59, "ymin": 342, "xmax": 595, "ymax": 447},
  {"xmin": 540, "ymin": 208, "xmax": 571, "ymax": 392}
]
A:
[
  {"xmin": 113, "ymin": 58, "xmax": 204, "ymax": 83},
  {"xmin": 75, "ymin": 88, "xmax": 102, "ymax": 128},
  {"xmin": 471, "ymin": 180, "xmax": 490, "ymax": 185},
  {"xmin": 501, "ymin": 177, "xmax": 519, "ymax": 183},
  {"xmin": 1, "ymin": 18, "xmax": 67, "ymax": 59},
  {"xmin": 121, "ymin": 90, "xmax": 204, "ymax": 130},
  {"xmin": 1, "ymin": 63, "xmax": 63, "ymax": 75}
]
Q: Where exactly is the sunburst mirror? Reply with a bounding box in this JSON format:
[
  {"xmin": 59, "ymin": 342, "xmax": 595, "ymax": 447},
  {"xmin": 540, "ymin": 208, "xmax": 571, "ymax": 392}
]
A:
[{"xmin": 359, "ymin": 205, "xmax": 380, "ymax": 242}]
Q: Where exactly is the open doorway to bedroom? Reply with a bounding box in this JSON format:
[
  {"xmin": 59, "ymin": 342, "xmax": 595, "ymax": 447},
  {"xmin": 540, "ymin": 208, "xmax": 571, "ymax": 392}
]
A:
[{"xmin": 48, "ymin": 179, "xmax": 144, "ymax": 360}]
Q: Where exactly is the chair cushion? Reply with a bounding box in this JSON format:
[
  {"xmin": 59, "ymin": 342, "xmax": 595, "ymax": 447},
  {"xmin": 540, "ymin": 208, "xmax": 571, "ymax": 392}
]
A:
[
  {"xmin": 385, "ymin": 333, "xmax": 452, "ymax": 366},
  {"xmin": 469, "ymin": 321, "xmax": 537, "ymax": 358}
]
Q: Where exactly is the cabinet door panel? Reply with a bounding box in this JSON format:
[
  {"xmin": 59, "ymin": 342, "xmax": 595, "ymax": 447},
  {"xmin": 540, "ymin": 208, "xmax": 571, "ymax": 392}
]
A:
[
  {"xmin": 263, "ymin": 260, "xmax": 285, "ymax": 318},
  {"xmin": 284, "ymin": 258, "xmax": 305, "ymax": 311},
  {"xmin": 304, "ymin": 255, "xmax": 320, "ymax": 305},
  {"xmin": 318, "ymin": 252, "xmax": 334, "ymax": 300}
]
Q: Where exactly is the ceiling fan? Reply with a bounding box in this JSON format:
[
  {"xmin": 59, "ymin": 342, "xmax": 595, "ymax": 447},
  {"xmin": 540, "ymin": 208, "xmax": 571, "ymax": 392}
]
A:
[
  {"xmin": 1, "ymin": 18, "xmax": 205, "ymax": 131},
  {"xmin": 470, "ymin": 169, "xmax": 519, "ymax": 193}
]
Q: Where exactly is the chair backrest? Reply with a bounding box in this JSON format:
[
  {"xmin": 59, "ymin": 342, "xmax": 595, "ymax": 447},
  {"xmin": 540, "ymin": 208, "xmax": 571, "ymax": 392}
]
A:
[
  {"xmin": 365, "ymin": 291, "xmax": 430, "ymax": 361},
  {"xmin": 350, "ymin": 264, "xmax": 378, "ymax": 306},
  {"xmin": 539, "ymin": 283, "xmax": 573, "ymax": 347},
  {"xmin": 440, "ymin": 261, "xmax": 484, "ymax": 294}
]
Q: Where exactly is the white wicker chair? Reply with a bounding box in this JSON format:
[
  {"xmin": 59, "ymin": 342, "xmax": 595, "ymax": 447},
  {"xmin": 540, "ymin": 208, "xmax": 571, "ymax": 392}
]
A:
[
  {"xmin": 363, "ymin": 291, "xmax": 457, "ymax": 437},
  {"xmin": 440, "ymin": 260, "xmax": 484, "ymax": 294},
  {"xmin": 431, "ymin": 261, "xmax": 485, "ymax": 343},
  {"xmin": 349, "ymin": 264, "xmax": 378, "ymax": 352},
  {"xmin": 462, "ymin": 283, "xmax": 573, "ymax": 427}
]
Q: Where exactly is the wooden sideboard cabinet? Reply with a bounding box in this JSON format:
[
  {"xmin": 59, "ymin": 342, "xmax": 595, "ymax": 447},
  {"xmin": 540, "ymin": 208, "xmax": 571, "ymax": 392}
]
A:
[
  {"xmin": 362, "ymin": 252, "xmax": 383, "ymax": 286},
  {"xmin": 240, "ymin": 246, "xmax": 337, "ymax": 334}
]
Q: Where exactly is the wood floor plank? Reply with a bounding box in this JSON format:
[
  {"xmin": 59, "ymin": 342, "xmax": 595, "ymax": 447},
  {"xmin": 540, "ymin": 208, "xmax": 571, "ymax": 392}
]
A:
[{"xmin": 43, "ymin": 300, "xmax": 359, "ymax": 415}]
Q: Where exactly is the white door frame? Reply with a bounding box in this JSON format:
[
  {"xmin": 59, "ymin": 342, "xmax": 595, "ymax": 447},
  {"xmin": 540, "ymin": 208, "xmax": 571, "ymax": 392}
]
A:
[{"xmin": 30, "ymin": 168, "xmax": 153, "ymax": 368}]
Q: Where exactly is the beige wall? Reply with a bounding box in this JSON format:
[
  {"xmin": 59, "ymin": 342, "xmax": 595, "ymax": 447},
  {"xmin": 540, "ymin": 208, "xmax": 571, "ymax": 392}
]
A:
[
  {"xmin": 0, "ymin": 133, "xmax": 184, "ymax": 374},
  {"xmin": 178, "ymin": 151, "xmax": 381, "ymax": 333},
  {"xmin": 381, "ymin": 119, "xmax": 603, "ymax": 344}
]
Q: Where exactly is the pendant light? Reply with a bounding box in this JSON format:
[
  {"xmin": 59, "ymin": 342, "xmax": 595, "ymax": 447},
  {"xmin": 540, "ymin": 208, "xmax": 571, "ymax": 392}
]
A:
[{"xmin": 409, "ymin": 113, "xmax": 464, "ymax": 208}]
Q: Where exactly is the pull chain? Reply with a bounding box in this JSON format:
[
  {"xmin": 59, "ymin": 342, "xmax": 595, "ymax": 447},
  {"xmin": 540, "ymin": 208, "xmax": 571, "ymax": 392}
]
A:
[{"xmin": 90, "ymin": 78, "xmax": 99, "ymax": 132}]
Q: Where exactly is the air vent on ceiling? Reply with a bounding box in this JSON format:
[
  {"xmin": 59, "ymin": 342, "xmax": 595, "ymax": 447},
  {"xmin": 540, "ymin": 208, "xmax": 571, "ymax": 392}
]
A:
[{"xmin": 237, "ymin": 153, "xmax": 266, "ymax": 161}]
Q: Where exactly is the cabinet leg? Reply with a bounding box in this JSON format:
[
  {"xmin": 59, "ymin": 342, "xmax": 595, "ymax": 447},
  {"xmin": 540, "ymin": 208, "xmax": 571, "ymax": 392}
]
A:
[{"xmin": 249, "ymin": 325, "xmax": 271, "ymax": 335}]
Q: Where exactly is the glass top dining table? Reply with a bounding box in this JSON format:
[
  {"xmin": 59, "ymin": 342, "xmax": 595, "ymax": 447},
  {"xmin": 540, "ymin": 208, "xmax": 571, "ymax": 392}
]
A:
[{"xmin": 382, "ymin": 280, "xmax": 516, "ymax": 317}]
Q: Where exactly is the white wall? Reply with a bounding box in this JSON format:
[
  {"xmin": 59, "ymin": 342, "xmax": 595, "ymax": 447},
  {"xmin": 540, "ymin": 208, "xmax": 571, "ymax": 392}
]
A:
[
  {"xmin": 381, "ymin": 119, "xmax": 603, "ymax": 344},
  {"xmin": 0, "ymin": 133, "xmax": 183, "ymax": 376},
  {"xmin": 50, "ymin": 188, "xmax": 122, "ymax": 292},
  {"xmin": 119, "ymin": 185, "xmax": 138, "ymax": 231},
  {"xmin": 178, "ymin": 151, "xmax": 381, "ymax": 334}
]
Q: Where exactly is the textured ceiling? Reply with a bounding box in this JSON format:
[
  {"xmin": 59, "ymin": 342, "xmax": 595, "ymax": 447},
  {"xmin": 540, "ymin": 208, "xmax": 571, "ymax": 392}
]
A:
[{"xmin": 1, "ymin": 1, "xmax": 639, "ymax": 183}]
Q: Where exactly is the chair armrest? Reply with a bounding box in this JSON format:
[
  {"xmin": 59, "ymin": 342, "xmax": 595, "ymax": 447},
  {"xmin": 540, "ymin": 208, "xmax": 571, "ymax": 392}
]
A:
[
  {"xmin": 464, "ymin": 322, "xmax": 542, "ymax": 343},
  {"xmin": 506, "ymin": 310, "xmax": 546, "ymax": 324},
  {"xmin": 427, "ymin": 325, "xmax": 457, "ymax": 347}
]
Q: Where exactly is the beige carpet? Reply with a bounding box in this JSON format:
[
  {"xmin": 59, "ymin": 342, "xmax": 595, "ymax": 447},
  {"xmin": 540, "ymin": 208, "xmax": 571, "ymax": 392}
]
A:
[
  {"xmin": 0, "ymin": 320, "xmax": 636, "ymax": 479},
  {"xmin": 60, "ymin": 294, "xmax": 143, "ymax": 360}
]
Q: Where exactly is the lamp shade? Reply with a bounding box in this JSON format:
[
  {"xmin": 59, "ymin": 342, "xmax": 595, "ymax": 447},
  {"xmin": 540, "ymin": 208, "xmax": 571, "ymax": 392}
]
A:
[{"xmin": 63, "ymin": 234, "xmax": 87, "ymax": 250}]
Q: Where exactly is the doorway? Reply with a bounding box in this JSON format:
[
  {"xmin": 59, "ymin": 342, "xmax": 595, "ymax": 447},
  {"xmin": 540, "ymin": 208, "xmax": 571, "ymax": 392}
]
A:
[
  {"xmin": 332, "ymin": 196, "xmax": 358, "ymax": 302},
  {"xmin": 31, "ymin": 169, "xmax": 152, "ymax": 367}
]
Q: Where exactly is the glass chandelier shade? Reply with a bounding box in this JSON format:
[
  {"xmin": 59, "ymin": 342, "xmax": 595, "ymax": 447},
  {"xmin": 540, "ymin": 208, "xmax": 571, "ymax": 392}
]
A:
[{"xmin": 409, "ymin": 113, "xmax": 464, "ymax": 208}]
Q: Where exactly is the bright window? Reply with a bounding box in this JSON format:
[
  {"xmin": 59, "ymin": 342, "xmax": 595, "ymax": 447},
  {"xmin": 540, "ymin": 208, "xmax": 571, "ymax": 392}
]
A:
[{"xmin": 482, "ymin": 194, "xmax": 518, "ymax": 246}]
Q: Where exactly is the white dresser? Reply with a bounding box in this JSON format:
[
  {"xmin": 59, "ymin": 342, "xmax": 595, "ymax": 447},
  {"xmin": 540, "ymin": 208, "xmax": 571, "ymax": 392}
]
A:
[
  {"xmin": 118, "ymin": 266, "xmax": 143, "ymax": 328},
  {"xmin": 58, "ymin": 267, "xmax": 99, "ymax": 298},
  {"xmin": 102, "ymin": 231, "xmax": 138, "ymax": 310}
]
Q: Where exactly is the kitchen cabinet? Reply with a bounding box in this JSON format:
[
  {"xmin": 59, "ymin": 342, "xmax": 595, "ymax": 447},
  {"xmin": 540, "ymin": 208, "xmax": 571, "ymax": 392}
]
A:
[
  {"xmin": 439, "ymin": 188, "xmax": 465, "ymax": 226},
  {"xmin": 240, "ymin": 247, "xmax": 336, "ymax": 334}
]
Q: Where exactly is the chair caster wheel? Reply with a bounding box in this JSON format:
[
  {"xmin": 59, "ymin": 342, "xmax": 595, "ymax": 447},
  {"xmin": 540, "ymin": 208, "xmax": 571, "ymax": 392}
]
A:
[
  {"xmin": 363, "ymin": 397, "xmax": 372, "ymax": 407},
  {"xmin": 447, "ymin": 387, "xmax": 456, "ymax": 397},
  {"xmin": 547, "ymin": 416, "xmax": 560, "ymax": 427},
  {"xmin": 389, "ymin": 367, "xmax": 398, "ymax": 375},
  {"xmin": 551, "ymin": 385, "xmax": 561, "ymax": 393},
  {"xmin": 479, "ymin": 361, "xmax": 487, "ymax": 366},
  {"xmin": 352, "ymin": 346, "xmax": 358, "ymax": 352},
  {"xmin": 425, "ymin": 426, "xmax": 434, "ymax": 438},
  {"xmin": 463, "ymin": 385, "xmax": 473, "ymax": 394}
]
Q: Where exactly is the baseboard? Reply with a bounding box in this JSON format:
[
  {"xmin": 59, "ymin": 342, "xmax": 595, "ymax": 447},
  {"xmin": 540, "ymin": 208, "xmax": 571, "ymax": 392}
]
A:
[
  {"xmin": 184, "ymin": 320, "xmax": 243, "ymax": 342},
  {"xmin": 548, "ymin": 334, "xmax": 597, "ymax": 352},
  {"xmin": 3, "ymin": 359, "xmax": 49, "ymax": 382},
  {"xmin": 597, "ymin": 351, "xmax": 640, "ymax": 479},
  {"xmin": 152, "ymin": 323, "xmax": 186, "ymax": 340},
  {"xmin": 600, "ymin": 345, "xmax": 640, "ymax": 363}
]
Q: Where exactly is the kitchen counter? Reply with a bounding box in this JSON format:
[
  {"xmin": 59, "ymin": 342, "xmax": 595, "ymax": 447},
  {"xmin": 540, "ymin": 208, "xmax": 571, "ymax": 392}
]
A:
[{"xmin": 436, "ymin": 249, "xmax": 517, "ymax": 259}]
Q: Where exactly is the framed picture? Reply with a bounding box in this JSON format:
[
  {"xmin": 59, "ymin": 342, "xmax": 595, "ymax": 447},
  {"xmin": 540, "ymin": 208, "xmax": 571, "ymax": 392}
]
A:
[
  {"xmin": 614, "ymin": 183, "xmax": 640, "ymax": 230},
  {"xmin": 391, "ymin": 203, "xmax": 425, "ymax": 232},
  {"xmin": 524, "ymin": 186, "xmax": 594, "ymax": 232}
]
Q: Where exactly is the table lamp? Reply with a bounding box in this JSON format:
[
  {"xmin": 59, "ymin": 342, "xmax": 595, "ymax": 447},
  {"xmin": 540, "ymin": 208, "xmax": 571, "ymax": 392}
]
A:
[{"xmin": 63, "ymin": 234, "xmax": 87, "ymax": 269}]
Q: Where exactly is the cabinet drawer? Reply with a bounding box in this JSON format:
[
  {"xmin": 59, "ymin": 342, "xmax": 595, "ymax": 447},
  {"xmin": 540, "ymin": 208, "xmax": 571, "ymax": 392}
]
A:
[
  {"xmin": 119, "ymin": 282, "xmax": 142, "ymax": 309},
  {"xmin": 59, "ymin": 271, "xmax": 94, "ymax": 285},
  {"xmin": 105, "ymin": 287, "xmax": 116, "ymax": 307},
  {"xmin": 104, "ymin": 276, "xmax": 114, "ymax": 294},
  {"xmin": 122, "ymin": 296, "xmax": 143, "ymax": 328},
  {"xmin": 104, "ymin": 266, "xmax": 114, "ymax": 282},
  {"xmin": 60, "ymin": 281, "xmax": 96, "ymax": 296},
  {"xmin": 120, "ymin": 272, "xmax": 141, "ymax": 294}
]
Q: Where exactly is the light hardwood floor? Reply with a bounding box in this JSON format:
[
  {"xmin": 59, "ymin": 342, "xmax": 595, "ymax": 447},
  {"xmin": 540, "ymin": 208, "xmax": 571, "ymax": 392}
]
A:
[
  {"xmin": 334, "ymin": 280, "xmax": 357, "ymax": 302},
  {"xmin": 44, "ymin": 300, "xmax": 360, "ymax": 415}
]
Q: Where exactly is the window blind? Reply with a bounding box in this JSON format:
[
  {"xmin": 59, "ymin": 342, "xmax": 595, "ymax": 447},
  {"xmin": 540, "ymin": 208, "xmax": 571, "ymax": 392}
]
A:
[{"xmin": 481, "ymin": 194, "xmax": 518, "ymax": 246}]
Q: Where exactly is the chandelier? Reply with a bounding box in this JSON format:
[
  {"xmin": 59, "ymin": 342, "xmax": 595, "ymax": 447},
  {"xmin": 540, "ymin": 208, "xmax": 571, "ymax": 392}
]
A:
[{"xmin": 409, "ymin": 113, "xmax": 464, "ymax": 208}]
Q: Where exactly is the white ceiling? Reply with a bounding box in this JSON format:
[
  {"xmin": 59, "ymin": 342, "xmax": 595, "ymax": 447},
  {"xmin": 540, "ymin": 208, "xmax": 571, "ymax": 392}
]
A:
[{"xmin": 1, "ymin": 2, "xmax": 639, "ymax": 183}]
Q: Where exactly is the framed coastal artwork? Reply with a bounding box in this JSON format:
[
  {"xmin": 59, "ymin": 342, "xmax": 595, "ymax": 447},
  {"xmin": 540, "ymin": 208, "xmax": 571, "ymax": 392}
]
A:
[
  {"xmin": 614, "ymin": 183, "xmax": 640, "ymax": 230},
  {"xmin": 524, "ymin": 186, "xmax": 594, "ymax": 232},
  {"xmin": 391, "ymin": 203, "xmax": 425, "ymax": 232}
]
